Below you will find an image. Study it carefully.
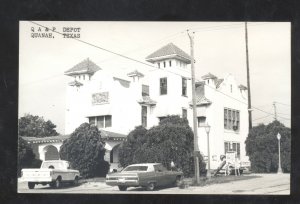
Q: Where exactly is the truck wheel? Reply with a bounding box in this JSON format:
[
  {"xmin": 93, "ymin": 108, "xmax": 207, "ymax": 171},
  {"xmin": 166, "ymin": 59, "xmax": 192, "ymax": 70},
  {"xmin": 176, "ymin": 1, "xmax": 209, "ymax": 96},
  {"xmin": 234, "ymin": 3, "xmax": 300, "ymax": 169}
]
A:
[
  {"xmin": 175, "ymin": 176, "xmax": 181, "ymax": 187},
  {"xmin": 118, "ymin": 186, "xmax": 127, "ymax": 191},
  {"xmin": 73, "ymin": 176, "xmax": 79, "ymax": 186},
  {"xmin": 55, "ymin": 178, "xmax": 61, "ymax": 188},
  {"xmin": 49, "ymin": 182, "xmax": 55, "ymax": 188},
  {"xmin": 28, "ymin": 182, "xmax": 35, "ymax": 189},
  {"xmin": 146, "ymin": 182, "xmax": 155, "ymax": 191}
]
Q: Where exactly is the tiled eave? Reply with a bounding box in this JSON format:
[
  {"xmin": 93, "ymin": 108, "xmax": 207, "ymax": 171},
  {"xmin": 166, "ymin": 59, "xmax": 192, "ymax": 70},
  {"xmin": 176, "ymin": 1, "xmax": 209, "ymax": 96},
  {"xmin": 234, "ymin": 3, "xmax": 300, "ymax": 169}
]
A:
[
  {"xmin": 137, "ymin": 96, "xmax": 157, "ymax": 106},
  {"xmin": 21, "ymin": 135, "xmax": 70, "ymax": 144}
]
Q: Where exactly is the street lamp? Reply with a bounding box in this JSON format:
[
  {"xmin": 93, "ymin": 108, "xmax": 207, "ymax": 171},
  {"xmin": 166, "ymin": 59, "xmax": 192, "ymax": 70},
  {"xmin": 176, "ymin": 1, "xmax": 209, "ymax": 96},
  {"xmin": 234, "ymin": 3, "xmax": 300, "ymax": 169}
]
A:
[
  {"xmin": 205, "ymin": 123, "xmax": 211, "ymax": 178},
  {"xmin": 277, "ymin": 133, "xmax": 283, "ymax": 174}
]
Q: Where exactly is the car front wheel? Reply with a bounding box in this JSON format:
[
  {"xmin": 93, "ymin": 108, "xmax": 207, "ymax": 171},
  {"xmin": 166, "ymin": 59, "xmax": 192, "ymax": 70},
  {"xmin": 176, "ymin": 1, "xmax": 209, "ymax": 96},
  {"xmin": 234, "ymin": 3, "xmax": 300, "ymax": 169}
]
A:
[
  {"xmin": 118, "ymin": 186, "xmax": 127, "ymax": 191},
  {"xmin": 146, "ymin": 182, "xmax": 155, "ymax": 191},
  {"xmin": 28, "ymin": 182, "xmax": 35, "ymax": 189}
]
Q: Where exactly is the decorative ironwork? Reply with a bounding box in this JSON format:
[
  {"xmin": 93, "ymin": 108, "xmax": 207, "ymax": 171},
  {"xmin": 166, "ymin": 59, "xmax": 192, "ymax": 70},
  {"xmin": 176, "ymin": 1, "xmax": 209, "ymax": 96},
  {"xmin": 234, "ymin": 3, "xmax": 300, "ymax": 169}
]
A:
[{"xmin": 92, "ymin": 92, "xmax": 109, "ymax": 105}]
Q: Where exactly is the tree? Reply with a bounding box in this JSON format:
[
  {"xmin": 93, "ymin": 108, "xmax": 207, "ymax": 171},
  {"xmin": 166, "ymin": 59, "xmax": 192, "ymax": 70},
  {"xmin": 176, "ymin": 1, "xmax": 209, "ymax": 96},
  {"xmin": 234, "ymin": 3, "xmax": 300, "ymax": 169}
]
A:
[
  {"xmin": 119, "ymin": 115, "xmax": 206, "ymax": 177},
  {"xmin": 19, "ymin": 114, "xmax": 59, "ymax": 137},
  {"xmin": 18, "ymin": 137, "xmax": 42, "ymax": 177},
  {"xmin": 118, "ymin": 126, "xmax": 147, "ymax": 167},
  {"xmin": 59, "ymin": 123, "xmax": 109, "ymax": 178},
  {"xmin": 245, "ymin": 120, "xmax": 291, "ymax": 173}
]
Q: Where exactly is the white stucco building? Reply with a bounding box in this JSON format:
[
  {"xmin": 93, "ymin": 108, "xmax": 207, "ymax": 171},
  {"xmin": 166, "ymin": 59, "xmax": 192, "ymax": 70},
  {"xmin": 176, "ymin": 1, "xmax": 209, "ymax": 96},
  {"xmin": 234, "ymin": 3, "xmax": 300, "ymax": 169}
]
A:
[
  {"xmin": 24, "ymin": 43, "xmax": 249, "ymax": 170},
  {"xmin": 62, "ymin": 42, "xmax": 249, "ymax": 169}
]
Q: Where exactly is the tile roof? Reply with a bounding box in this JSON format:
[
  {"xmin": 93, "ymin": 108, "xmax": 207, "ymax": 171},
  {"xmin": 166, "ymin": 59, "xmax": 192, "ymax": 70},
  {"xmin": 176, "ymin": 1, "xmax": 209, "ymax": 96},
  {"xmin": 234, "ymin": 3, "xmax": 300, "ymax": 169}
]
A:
[
  {"xmin": 68, "ymin": 80, "xmax": 83, "ymax": 87},
  {"xmin": 101, "ymin": 130, "xmax": 127, "ymax": 141},
  {"xmin": 127, "ymin": 70, "xmax": 144, "ymax": 78},
  {"xmin": 65, "ymin": 58, "xmax": 101, "ymax": 76},
  {"xmin": 21, "ymin": 135, "xmax": 70, "ymax": 144},
  {"xmin": 238, "ymin": 84, "xmax": 248, "ymax": 90},
  {"xmin": 146, "ymin": 43, "xmax": 191, "ymax": 63},
  {"xmin": 138, "ymin": 96, "xmax": 157, "ymax": 106},
  {"xmin": 216, "ymin": 79, "xmax": 224, "ymax": 88},
  {"xmin": 202, "ymin": 73, "xmax": 217, "ymax": 80}
]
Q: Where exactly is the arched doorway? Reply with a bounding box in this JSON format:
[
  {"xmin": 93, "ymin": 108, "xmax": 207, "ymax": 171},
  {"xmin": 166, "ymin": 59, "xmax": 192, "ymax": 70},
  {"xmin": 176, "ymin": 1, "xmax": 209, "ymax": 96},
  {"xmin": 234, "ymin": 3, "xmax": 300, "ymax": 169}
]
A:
[
  {"xmin": 44, "ymin": 145, "xmax": 59, "ymax": 160},
  {"xmin": 110, "ymin": 144, "xmax": 120, "ymax": 163}
]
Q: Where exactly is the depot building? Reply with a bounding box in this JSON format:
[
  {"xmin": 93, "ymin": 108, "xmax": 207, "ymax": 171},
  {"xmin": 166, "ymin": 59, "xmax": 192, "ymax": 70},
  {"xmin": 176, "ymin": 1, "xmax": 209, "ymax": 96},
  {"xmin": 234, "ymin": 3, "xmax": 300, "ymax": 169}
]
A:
[{"xmin": 23, "ymin": 43, "xmax": 250, "ymax": 170}]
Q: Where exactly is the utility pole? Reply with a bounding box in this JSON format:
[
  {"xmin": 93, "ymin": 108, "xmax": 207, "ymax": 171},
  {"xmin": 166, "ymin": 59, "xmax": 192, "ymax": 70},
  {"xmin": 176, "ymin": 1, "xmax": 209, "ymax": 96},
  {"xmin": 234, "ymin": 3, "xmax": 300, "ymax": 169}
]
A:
[
  {"xmin": 245, "ymin": 22, "xmax": 253, "ymax": 130},
  {"xmin": 273, "ymin": 102, "xmax": 277, "ymax": 121},
  {"xmin": 187, "ymin": 30, "xmax": 200, "ymax": 184}
]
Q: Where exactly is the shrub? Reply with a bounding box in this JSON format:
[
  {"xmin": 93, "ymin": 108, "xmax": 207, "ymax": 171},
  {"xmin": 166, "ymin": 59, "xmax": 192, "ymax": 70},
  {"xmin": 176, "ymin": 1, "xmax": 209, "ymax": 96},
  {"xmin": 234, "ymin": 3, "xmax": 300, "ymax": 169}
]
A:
[
  {"xmin": 245, "ymin": 120, "xmax": 291, "ymax": 173},
  {"xmin": 119, "ymin": 115, "xmax": 206, "ymax": 177},
  {"xmin": 60, "ymin": 123, "xmax": 108, "ymax": 178},
  {"xmin": 18, "ymin": 137, "xmax": 42, "ymax": 177}
]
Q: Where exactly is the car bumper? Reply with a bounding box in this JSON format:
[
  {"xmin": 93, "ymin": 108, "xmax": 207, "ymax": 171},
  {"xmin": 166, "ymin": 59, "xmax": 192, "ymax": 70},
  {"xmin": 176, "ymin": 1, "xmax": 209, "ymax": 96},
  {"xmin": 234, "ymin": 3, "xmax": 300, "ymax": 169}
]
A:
[
  {"xmin": 20, "ymin": 177, "xmax": 53, "ymax": 182},
  {"xmin": 106, "ymin": 180, "xmax": 139, "ymax": 186}
]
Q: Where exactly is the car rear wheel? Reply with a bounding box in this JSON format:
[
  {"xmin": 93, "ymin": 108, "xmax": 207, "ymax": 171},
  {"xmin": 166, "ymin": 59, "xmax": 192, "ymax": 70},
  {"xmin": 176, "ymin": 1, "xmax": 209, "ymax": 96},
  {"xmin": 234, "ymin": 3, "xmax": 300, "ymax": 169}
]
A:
[
  {"xmin": 73, "ymin": 176, "xmax": 79, "ymax": 186},
  {"xmin": 146, "ymin": 182, "xmax": 155, "ymax": 191},
  {"xmin": 28, "ymin": 182, "xmax": 35, "ymax": 189},
  {"xmin": 118, "ymin": 186, "xmax": 127, "ymax": 191},
  {"xmin": 55, "ymin": 178, "xmax": 62, "ymax": 188}
]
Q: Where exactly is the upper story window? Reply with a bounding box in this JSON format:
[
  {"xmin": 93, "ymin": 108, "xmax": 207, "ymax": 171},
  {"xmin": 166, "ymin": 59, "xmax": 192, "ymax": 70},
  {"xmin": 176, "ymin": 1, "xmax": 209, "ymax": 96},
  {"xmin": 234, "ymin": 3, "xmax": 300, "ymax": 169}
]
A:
[
  {"xmin": 89, "ymin": 115, "xmax": 112, "ymax": 128},
  {"xmin": 182, "ymin": 108, "xmax": 187, "ymax": 119},
  {"xmin": 158, "ymin": 62, "xmax": 160, "ymax": 68},
  {"xmin": 169, "ymin": 60, "xmax": 172, "ymax": 67},
  {"xmin": 163, "ymin": 61, "xmax": 166, "ymax": 68},
  {"xmin": 160, "ymin": 77, "xmax": 167, "ymax": 95},
  {"xmin": 83, "ymin": 75, "xmax": 85, "ymax": 80},
  {"xmin": 224, "ymin": 108, "xmax": 240, "ymax": 131},
  {"xmin": 197, "ymin": 116, "xmax": 206, "ymax": 127},
  {"xmin": 141, "ymin": 106, "xmax": 147, "ymax": 127},
  {"xmin": 182, "ymin": 77, "xmax": 187, "ymax": 96}
]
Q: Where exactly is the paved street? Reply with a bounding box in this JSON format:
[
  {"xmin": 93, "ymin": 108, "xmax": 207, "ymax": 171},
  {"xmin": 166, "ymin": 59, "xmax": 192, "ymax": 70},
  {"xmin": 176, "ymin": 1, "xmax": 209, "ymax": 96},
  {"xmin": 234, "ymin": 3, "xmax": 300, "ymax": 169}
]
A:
[{"xmin": 18, "ymin": 173, "xmax": 290, "ymax": 195}]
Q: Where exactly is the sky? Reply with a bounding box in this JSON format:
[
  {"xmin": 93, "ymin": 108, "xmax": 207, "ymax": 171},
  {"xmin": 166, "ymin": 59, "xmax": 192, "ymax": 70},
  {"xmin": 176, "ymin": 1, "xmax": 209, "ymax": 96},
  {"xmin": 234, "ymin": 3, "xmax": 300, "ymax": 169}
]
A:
[{"xmin": 19, "ymin": 21, "xmax": 291, "ymax": 134}]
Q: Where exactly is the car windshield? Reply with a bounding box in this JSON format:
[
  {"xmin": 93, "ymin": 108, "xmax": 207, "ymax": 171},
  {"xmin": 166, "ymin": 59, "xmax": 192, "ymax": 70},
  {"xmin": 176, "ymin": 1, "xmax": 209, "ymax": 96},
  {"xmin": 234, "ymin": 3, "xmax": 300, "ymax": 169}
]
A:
[{"xmin": 123, "ymin": 166, "xmax": 148, "ymax": 171}]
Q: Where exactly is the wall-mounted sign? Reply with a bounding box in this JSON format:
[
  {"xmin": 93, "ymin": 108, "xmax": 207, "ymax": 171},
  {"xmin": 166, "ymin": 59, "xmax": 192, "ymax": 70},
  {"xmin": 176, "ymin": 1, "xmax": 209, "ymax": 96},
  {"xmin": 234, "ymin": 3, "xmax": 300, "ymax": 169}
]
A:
[{"xmin": 92, "ymin": 92, "xmax": 109, "ymax": 105}]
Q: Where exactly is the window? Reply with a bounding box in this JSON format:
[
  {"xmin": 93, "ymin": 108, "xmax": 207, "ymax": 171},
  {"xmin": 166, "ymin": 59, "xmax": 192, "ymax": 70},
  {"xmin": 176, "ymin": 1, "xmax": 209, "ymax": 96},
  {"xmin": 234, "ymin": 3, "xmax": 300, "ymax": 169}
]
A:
[
  {"xmin": 169, "ymin": 60, "xmax": 172, "ymax": 67},
  {"xmin": 141, "ymin": 106, "xmax": 147, "ymax": 127},
  {"xmin": 163, "ymin": 61, "xmax": 166, "ymax": 68},
  {"xmin": 230, "ymin": 85, "xmax": 233, "ymax": 93},
  {"xmin": 89, "ymin": 75, "xmax": 91, "ymax": 80},
  {"xmin": 158, "ymin": 62, "xmax": 160, "ymax": 68},
  {"xmin": 224, "ymin": 142, "xmax": 240, "ymax": 159},
  {"xmin": 182, "ymin": 108, "xmax": 187, "ymax": 119},
  {"xmin": 198, "ymin": 117, "xmax": 206, "ymax": 127},
  {"xmin": 89, "ymin": 115, "xmax": 112, "ymax": 128},
  {"xmin": 182, "ymin": 77, "xmax": 187, "ymax": 96},
  {"xmin": 79, "ymin": 75, "xmax": 81, "ymax": 80},
  {"xmin": 83, "ymin": 75, "xmax": 85, "ymax": 80},
  {"xmin": 160, "ymin": 77, "xmax": 167, "ymax": 95},
  {"xmin": 224, "ymin": 108, "xmax": 240, "ymax": 131}
]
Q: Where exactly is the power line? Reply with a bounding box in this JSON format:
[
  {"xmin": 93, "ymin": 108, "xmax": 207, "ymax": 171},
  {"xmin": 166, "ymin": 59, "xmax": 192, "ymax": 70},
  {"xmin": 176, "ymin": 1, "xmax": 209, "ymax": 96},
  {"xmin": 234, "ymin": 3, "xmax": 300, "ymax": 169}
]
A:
[
  {"xmin": 204, "ymin": 83, "xmax": 291, "ymax": 121},
  {"xmin": 275, "ymin": 101, "xmax": 291, "ymax": 107},
  {"xmin": 29, "ymin": 21, "xmax": 157, "ymax": 69},
  {"xmin": 27, "ymin": 21, "xmax": 290, "ymax": 122},
  {"xmin": 253, "ymin": 114, "xmax": 273, "ymax": 121}
]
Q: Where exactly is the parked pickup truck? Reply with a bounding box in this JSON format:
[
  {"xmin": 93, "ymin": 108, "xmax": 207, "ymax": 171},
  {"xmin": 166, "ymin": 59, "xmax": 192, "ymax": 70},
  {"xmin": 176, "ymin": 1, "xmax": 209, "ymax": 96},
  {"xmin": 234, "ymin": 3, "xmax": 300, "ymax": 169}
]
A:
[
  {"xmin": 21, "ymin": 160, "xmax": 80, "ymax": 189},
  {"xmin": 106, "ymin": 163, "xmax": 183, "ymax": 191}
]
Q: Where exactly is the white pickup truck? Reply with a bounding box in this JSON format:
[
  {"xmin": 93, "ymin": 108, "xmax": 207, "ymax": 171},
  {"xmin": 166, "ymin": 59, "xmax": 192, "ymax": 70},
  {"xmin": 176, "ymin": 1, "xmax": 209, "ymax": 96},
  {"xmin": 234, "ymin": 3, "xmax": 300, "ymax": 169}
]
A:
[{"xmin": 21, "ymin": 160, "xmax": 80, "ymax": 189}]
